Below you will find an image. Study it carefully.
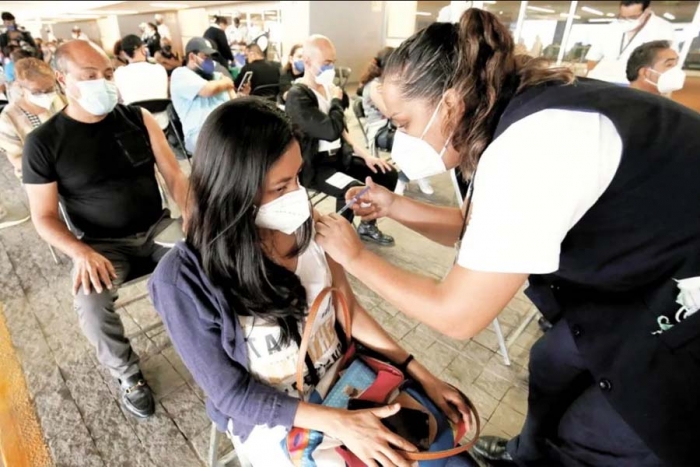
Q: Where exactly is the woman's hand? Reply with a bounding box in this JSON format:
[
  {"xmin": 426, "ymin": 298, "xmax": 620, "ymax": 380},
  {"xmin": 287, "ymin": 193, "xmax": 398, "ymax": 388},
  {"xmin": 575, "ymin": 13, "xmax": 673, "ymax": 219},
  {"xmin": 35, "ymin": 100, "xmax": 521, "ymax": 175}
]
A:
[
  {"xmin": 315, "ymin": 213, "xmax": 365, "ymax": 268},
  {"xmin": 418, "ymin": 374, "xmax": 473, "ymax": 430},
  {"xmin": 327, "ymin": 404, "xmax": 416, "ymax": 467},
  {"xmin": 345, "ymin": 177, "xmax": 397, "ymax": 221},
  {"xmin": 363, "ymin": 155, "xmax": 394, "ymax": 174}
]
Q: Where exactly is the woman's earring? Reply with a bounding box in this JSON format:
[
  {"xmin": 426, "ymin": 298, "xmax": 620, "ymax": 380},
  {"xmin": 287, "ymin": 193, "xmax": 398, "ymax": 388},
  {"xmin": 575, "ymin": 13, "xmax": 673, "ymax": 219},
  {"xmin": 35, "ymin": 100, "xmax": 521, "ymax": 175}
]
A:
[{"xmin": 252, "ymin": 205, "xmax": 258, "ymax": 216}]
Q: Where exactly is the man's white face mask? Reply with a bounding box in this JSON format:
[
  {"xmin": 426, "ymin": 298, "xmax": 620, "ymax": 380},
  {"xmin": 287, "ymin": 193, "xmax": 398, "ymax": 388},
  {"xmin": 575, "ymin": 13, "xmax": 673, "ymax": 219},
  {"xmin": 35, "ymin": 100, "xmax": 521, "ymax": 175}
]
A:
[
  {"xmin": 390, "ymin": 96, "xmax": 452, "ymax": 181},
  {"xmin": 646, "ymin": 66, "xmax": 686, "ymax": 94},
  {"xmin": 617, "ymin": 18, "xmax": 642, "ymax": 33}
]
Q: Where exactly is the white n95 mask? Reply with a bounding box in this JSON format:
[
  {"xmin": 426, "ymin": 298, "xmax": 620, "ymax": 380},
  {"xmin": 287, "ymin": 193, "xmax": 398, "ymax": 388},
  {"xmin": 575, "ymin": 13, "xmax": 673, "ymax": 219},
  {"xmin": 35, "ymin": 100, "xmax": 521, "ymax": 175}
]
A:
[
  {"xmin": 255, "ymin": 186, "xmax": 311, "ymax": 235},
  {"xmin": 616, "ymin": 17, "xmax": 641, "ymax": 33},
  {"xmin": 315, "ymin": 65, "xmax": 336, "ymax": 87},
  {"xmin": 73, "ymin": 78, "xmax": 119, "ymax": 116},
  {"xmin": 648, "ymin": 66, "xmax": 686, "ymax": 94},
  {"xmin": 26, "ymin": 91, "xmax": 56, "ymax": 110},
  {"xmin": 390, "ymin": 98, "xmax": 451, "ymax": 180}
]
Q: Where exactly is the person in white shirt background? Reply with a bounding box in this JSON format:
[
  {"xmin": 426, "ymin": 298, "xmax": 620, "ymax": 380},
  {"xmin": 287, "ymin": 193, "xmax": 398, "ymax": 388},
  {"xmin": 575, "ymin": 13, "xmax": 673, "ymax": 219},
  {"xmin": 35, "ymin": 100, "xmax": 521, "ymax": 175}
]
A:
[
  {"xmin": 113, "ymin": 34, "xmax": 169, "ymax": 129},
  {"xmin": 586, "ymin": 0, "xmax": 675, "ymax": 85},
  {"xmin": 626, "ymin": 40, "xmax": 685, "ymax": 95},
  {"xmin": 71, "ymin": 26, "xmax": 89, "ymax": 41},
  {"xmin": 154, "ymin": 14, "xmax": 171, "ymax": 41}
]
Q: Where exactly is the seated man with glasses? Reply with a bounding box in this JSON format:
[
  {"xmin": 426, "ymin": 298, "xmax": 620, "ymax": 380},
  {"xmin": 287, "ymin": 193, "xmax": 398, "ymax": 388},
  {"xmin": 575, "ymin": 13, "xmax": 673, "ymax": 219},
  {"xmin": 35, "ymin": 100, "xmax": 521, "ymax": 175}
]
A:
[
  {"xmin": 0, "ymin": 57, "xmax": 64, "ymax": 229},
  {"xmin": 22, "ymin": 40, "xmax": 189, "ymax": 419}
]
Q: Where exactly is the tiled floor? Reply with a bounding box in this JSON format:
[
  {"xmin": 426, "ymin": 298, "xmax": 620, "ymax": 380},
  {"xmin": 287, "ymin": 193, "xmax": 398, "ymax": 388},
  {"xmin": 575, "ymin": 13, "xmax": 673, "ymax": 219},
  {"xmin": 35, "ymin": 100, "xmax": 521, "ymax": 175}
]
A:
[{"xmin": 0, "ymin": 109, "xmax": 541, "ymax": 466}]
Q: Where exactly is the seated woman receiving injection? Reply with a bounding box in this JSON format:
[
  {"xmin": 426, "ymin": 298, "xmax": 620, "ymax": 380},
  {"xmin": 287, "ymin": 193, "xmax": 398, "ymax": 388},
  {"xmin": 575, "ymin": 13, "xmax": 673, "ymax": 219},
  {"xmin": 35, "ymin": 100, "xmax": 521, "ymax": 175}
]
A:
[{"xmin": 148, "ymin": 98, "xmax": 473, "ymax": 467}]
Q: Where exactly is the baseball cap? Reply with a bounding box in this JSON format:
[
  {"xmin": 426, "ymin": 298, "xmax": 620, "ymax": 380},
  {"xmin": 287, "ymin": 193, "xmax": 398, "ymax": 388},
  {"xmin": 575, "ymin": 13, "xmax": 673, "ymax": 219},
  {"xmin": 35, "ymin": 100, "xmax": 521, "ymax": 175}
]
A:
[{"xmin": 185, "ymin": 37, "xmax": 217, "ymax": 56}]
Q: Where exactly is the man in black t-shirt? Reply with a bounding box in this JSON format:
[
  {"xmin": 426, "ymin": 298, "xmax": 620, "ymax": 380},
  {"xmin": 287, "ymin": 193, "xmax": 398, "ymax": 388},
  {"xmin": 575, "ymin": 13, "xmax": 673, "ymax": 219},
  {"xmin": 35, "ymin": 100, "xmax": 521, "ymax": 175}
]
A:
[
  {"xmin": 234, "ymin": 44, "xmax": 281, "ymax": 100},
  {"xmin": 22, "ymin": 40, "xmax": 190, "ymax": 419}
]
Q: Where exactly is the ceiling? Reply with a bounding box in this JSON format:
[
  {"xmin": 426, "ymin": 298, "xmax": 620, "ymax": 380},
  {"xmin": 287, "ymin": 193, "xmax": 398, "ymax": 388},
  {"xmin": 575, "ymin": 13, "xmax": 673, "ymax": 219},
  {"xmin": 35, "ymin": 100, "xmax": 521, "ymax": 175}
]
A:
[
  {"xmin": 415, "ymin": 1, "xmax": 698, "ymax": 24},
  {"xmin": 486, "ymin": 1, "xmax": 698, "ymax": 23},
  {"xmin": 3, "ymin": 1, "xmax": 240, "ymax": 23}
]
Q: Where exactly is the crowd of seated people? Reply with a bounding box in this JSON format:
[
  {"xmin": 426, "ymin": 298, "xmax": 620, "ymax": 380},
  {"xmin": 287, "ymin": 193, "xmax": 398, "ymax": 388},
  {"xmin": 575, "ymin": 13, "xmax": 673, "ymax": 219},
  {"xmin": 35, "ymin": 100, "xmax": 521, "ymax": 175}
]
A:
[{"xmin": 0, "ymin": 14, "xmax": 411, "ymax": 433}]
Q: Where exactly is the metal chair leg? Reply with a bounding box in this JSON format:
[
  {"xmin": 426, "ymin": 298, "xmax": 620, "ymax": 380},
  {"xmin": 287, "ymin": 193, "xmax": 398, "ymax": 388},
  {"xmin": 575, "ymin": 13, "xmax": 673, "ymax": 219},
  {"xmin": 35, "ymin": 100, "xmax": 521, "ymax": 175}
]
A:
[
  {"xmin": 208, "ymin": 423, "xmax": 221, "ymax": 467},
  {"xmin": 492, "ymin": 318, "xmax": 511, "ymax": 366},
  {"xmin": 48, "ymin": 244, "xmax": 59, "ymax": 264}
]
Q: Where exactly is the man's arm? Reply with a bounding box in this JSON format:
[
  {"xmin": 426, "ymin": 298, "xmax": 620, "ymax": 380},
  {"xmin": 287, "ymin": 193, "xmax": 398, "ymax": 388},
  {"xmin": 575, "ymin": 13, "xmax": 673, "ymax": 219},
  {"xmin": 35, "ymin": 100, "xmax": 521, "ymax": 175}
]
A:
[
  {"xmin": 199, "ymin": 76, "xmax": 235, "ymax": 97},
  {"xmin": 584, "ymin": 40, "xmax": 603, "ymax": 72},
  {"xmin": 140, "ymin": 108, "xmax": 190, "ymax": 221},
  {"xmin": 24, "ymin": 183, "xmax": 117, "ymax": 294},
  {"xmin": 174, "ymin": 66, "xmax": 235, "ymax": 98},
  {"xmin": 285, "ymin": 85, "xmax": 345, "ymax": 141}
]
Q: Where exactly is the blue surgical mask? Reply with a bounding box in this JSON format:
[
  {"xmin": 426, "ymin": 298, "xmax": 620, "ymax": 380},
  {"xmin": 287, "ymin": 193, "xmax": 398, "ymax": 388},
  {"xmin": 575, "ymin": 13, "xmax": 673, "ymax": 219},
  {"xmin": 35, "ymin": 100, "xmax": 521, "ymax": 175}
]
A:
[
  {"xmin": 197, "ymin": 57, "xmax": 216, "ymax": 75},
  {"xmin": 293, "ymin": 59, "xmax": 305, "ymax": 74}
]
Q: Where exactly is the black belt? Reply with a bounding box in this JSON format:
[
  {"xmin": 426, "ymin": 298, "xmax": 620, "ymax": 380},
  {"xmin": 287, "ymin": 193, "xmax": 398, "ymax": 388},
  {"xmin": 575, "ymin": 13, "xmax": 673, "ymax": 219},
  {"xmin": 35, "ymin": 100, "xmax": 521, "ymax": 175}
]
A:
[{"xmin": 318, "ymin": 148, "xmax": 340, "ymax": 157}]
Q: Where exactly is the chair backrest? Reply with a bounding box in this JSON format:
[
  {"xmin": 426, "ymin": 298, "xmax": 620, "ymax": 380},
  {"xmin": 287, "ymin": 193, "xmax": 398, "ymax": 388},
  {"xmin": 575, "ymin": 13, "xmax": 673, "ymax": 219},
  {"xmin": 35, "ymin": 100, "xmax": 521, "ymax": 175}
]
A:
[
  {"xmin": 335, "ymin": 67, "xmax": 352, "ymax": 89},
  {"xmin": 251, "ymin": 83, "xmax": 280, "ymax": 100},
  {"xmin": 131, "ymin": 98, "xmax": 172, "ymax": 114},
  {"xmin": 352, "ymin": 97, "xmax": 366, "ymax": 120},
  {"xmin": 166, "ymin": 103, "xmax": 191, "ymax": 161}
]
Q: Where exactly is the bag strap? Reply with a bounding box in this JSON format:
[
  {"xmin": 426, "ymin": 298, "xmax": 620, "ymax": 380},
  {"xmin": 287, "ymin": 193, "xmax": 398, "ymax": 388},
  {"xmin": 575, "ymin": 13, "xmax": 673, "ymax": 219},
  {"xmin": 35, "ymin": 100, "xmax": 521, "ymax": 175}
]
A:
[
  {"xmin": 401, "ymin": 386, "xmax": 482, "ymax": 462},
  {"xmin": 296, "ymin": 287, "xmax": 352, "ymax": 394}
]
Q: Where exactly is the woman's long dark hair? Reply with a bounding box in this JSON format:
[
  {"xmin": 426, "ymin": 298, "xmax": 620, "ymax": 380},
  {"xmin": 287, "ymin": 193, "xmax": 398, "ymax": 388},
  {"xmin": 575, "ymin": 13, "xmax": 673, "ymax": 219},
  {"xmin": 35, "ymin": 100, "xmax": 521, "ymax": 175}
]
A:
[
  {"xmin": 359, "ymin": 46, "xmax": 394, "ymax": 89},
  {"xmin": 187, "ymin": 98, "xmax": 312, "ymax": 346},
  {"xmin": 384, "ymin": 9, "xmax": 574, "ymax": 174}
]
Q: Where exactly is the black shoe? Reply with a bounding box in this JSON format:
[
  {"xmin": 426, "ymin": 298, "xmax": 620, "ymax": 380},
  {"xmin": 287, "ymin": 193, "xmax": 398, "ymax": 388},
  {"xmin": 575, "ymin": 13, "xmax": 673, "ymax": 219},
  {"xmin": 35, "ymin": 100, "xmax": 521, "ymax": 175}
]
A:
[
  {"xmin": 357, "ymin": 222, "xmax": 394, "ymax": 246},
  {"xmin": 472, "ymin": 436, "xmax": 515, "ymax": 464},
  {"xmin": 119, "ymin": 372, "xmax": 155, "ymax": 418},
  {"xmin": 537, "ymin": 317, "xmax": 553, "ymax": 333}
]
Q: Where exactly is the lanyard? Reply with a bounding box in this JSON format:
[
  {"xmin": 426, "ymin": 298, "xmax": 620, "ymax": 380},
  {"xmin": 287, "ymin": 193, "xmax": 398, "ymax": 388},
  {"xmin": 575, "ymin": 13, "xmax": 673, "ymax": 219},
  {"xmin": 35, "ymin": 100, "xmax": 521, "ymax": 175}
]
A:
[{"xmin": 617, "ymin": 15, "xmax": 650, "ymax": 59}]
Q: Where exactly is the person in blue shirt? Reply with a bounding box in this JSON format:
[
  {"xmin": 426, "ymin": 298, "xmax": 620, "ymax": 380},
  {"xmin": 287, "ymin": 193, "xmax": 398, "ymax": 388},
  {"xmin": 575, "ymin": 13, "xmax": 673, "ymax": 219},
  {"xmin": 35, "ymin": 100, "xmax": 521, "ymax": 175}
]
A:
[{"xmin": 170, "ymin": 37, "xmax": 249, "ymax": 153}]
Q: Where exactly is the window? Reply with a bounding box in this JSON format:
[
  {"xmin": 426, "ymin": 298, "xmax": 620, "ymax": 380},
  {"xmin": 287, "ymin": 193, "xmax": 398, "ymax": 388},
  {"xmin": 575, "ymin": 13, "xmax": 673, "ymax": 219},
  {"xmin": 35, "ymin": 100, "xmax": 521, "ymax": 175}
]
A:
[
  {"xmin": 514, "ymin": 1, "xmax": 579, "ymax": 61},
  {"xmin": 481, "ymin": 1, "xmax": 523, "ymax": 37},
  {"xmin": 415, "ymin": 0, "xmax": 451, "ymax": 30}
]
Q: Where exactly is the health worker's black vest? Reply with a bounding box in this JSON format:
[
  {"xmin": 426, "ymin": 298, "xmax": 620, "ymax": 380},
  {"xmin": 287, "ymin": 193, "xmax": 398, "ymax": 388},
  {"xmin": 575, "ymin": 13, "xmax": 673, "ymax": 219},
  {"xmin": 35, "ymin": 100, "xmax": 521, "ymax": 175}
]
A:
[{"xmin": 491, "ymin": 78, "xmax": 700, "ymax": 465}]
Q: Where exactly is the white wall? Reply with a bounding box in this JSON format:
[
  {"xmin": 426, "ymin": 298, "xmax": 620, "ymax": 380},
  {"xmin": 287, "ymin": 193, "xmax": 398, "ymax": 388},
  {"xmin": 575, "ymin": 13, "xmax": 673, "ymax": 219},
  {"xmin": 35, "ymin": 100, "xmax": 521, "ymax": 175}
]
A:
[
  {"xmin": 97, "ymin": 16, "xmax": 121, "ymax": 56},
  {"xmin": 281, "ymin": 1, "xmax": 310, "ymax": 59},
  {"xmin": 308, "ymin": 0, "xmax": 385, "ymax": 84},
  {"xmin": 177, "ymin": 8, "xmax": 211, "ymax": 55},
  {"xmin": 385, "ymin": 1, "xmax": 417, "ymax": 47}
]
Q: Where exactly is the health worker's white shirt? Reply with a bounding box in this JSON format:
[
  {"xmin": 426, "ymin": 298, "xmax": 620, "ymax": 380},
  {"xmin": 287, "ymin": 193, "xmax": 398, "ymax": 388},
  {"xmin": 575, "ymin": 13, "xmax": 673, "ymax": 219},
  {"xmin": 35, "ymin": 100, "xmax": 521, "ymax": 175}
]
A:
[
  {"xmin": 586, "ymin": 13, "xmax": 675, "ymax": 85},
  {"xmin": 457, "ymin": 109, "xmax": 623, "ymax": 274}
]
